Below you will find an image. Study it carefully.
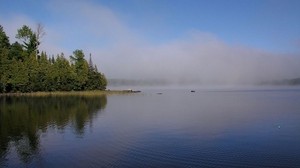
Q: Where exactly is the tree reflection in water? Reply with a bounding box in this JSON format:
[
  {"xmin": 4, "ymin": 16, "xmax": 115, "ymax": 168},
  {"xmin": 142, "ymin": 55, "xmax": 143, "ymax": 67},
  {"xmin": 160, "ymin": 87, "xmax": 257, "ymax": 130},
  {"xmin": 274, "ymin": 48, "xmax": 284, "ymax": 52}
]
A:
[{"xmin": 0, "ymin": 95, "xmax": 107, "ymax": 165}]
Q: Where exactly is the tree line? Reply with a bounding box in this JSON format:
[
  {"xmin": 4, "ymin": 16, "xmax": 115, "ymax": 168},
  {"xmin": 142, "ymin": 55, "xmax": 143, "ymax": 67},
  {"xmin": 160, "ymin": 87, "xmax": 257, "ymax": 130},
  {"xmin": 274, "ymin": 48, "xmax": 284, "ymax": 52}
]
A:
[{"xmin": 0, "ymin": 24, "xmax": 107, "ymax": 93}]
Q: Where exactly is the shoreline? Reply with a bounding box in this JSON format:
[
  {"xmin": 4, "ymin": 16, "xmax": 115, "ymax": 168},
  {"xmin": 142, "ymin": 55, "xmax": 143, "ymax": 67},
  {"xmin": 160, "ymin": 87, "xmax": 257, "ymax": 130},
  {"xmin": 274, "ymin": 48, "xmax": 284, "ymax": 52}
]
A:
[{"xmin": 0, "ymin": 90, "xmax": 140, "ymax": 97}]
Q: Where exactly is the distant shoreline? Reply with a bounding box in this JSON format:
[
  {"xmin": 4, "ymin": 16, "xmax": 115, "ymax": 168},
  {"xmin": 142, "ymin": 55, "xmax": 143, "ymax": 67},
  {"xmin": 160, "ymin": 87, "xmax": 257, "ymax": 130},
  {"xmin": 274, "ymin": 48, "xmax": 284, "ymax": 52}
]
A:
[{"xmin": 0, "ymin": 90, "xmax": 140, "ymax": 97}]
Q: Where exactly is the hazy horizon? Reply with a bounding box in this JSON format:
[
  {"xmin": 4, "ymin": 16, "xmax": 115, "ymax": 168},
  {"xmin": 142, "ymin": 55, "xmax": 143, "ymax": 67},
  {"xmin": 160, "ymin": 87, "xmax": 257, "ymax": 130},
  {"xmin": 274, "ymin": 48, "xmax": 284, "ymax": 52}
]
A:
[{"xmin": 1, "ymin": 0, "xmax": 300, "ymax": 86}]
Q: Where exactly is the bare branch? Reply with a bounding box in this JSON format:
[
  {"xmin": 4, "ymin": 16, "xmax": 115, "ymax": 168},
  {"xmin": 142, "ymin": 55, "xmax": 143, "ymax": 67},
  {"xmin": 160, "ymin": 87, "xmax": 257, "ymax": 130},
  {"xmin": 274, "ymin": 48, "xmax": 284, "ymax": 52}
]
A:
[{"xmin": 36, "ymin": 23, "xmax": 46, "ymax": 44}]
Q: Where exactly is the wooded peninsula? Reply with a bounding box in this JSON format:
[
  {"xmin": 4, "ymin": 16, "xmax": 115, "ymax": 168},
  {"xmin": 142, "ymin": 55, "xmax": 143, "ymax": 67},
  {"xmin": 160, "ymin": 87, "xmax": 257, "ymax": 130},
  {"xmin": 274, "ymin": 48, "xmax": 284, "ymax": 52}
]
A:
[{"xmin": 0, "ymin": 24, "xmax": 107, "ymax": 93}]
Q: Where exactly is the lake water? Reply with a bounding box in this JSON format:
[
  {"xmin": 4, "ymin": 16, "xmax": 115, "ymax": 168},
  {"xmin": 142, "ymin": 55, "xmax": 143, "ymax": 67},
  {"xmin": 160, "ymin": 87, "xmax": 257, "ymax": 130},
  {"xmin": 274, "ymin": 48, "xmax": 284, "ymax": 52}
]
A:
[{"xmin": 1, "ymin": 87, "xmax": 300, "ymax": 167}]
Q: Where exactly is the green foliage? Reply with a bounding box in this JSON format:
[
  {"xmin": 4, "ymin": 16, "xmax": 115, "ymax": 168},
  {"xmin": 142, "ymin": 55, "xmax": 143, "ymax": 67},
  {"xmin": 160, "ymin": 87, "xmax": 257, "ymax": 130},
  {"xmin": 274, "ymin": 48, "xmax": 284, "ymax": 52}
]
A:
[
  {"xmin": 0, "ymin": 25, "xmax": 10, "ymax": 49},
  {"xmin": 0, "ymin": 24, "xmax": 107, "ymax": 93},
  {"xmin": 16, "ymin": 25, "xmax": 39, "ymax": 56},
  {"xmin": 10, "ymin": 59, "xmax": 28, "ymax": 92},
  {"xmin": 9, "ymin": 42, "xmax": 25, "ymax": 61},
  {"xmin": 71, "ymin": 50, "xmax": 89, "ymax": 90},
  {"xmin": 0, "ymin": 48, "xmax": 10, "ymax": 92},
  {"xmin": 52, "ymin": 53, "xmax": 76, "ymax": 91},
  {"xmin": 16, "ymin": 25, "xmax": 33, "ymax": 41}
]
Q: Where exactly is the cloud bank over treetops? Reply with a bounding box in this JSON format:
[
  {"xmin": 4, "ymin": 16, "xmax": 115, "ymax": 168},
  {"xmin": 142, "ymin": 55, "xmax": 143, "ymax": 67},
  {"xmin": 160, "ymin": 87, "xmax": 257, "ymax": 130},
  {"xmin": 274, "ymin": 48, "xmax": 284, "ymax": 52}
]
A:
[{"xmin": 1, "ymin": 0, "xmax": 300, "ymax": 85}]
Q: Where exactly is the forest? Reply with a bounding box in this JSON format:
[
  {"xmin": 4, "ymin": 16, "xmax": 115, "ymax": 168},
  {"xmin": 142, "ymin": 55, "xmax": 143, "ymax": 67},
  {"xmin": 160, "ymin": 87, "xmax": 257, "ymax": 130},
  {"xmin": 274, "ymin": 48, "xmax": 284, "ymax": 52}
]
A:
[{"xmin": 0, "ymin": 24, "xmax": 107, "ymax": 93}]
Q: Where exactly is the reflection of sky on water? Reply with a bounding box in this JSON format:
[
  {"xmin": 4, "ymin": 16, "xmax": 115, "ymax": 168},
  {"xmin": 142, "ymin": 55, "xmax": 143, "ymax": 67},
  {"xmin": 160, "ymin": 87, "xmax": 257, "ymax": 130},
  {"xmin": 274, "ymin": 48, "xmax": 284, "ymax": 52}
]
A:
[
  {"xmin": 66, "ymin": 89, "xmax": 300, "ymax": 167},
  {"xmin": 1, "ymin": 89, "xmax": 300, "ymax": 167},
  {"xmin": 103, "ymin": 90, "xmax": 300, "ymax": 137}
]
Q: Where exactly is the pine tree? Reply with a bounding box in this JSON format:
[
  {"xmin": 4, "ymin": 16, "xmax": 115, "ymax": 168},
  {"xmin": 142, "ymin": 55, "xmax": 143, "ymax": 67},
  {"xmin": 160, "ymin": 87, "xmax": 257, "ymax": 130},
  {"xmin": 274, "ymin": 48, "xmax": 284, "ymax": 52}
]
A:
[
  {"xmin": 0, "ymin": 25, "xmax": 107, "ymax": 93},
  {"xmin": 88, "ymin": 53, "xmax": 94, "ymax": 70},
  {"xmin": 0, "ymin": 25, "xmax": 11, "ymax": 92},
  {"xmin": 0, "ymin": 25, "xmax": 10, "ymax": 49},
  {"xmin": 70, "ymin": 50, "xmax": 89, "ymax": 90}
]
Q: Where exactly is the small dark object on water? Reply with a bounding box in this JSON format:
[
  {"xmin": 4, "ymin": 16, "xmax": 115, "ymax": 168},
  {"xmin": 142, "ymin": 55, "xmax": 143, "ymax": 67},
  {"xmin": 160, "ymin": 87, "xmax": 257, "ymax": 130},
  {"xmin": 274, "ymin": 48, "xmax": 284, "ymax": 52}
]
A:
[
  {"xmin": 191, "ymin": 90, "xmax": 196, "ymax": 93},
  {"xmin": 157, "ymin": 93, "xmax": 163, "ymax": 95},
  {"xmin": 124, "ymin": 89, "xmax": 141, "ymax": 93}
]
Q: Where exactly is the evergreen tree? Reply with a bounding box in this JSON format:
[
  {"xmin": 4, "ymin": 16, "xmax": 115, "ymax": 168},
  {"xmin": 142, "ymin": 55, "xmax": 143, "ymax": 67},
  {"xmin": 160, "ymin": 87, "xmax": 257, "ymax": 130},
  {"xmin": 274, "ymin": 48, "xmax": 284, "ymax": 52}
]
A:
[
  {"xmin": 9, "ymin": 42, "xmax": 24, "ymax": 61},
  {"xmin": 0, "ymin": 48, "xmax": 10, "ymax": 92},
  {"xmin": 86, "ymin": 54, "xmax": 107, "ymax": 90},
  {"xmin": 0, "ymin": 25, "xmax": 11, "ymax": 92},
  {"xmin": 0, "ymin": 25, "xmax": 10, "ymax": 49},
  {"xmin": 36, "ymin": 51, "xmax": 50, "ymax": 91},
  {"xmin": 25, "ymin": 52, "xmax": 39, "ymax": 91},
  {"xmin": 0, "ymin": 25, "xmax": 107, "ymax": 93},
  {"xmin": 9, "ymin": 58, "xmax": 29, "ymax": 92},
  {"xmin": 88, "ymin": 53, "xmax": 94, "ymax": 70},
  {"xmin": 53, "ymin": 53, "xmax": 75, "ymax": 91},
  {"xmin": 71, "ymin": 50, "xmax": 89, "ymax": 90},
  {"xmin": 16, "ymin": 25, "xmax": 39, "ymax": 56}
]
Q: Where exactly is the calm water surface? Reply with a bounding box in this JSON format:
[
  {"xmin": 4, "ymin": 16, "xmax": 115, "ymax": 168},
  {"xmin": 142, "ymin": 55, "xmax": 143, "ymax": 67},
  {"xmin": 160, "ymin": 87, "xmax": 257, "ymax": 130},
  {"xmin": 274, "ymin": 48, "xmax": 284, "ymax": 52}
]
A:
[{"xmin": 1, "ymin": 88, "xmax": 300, "ymax": 167}]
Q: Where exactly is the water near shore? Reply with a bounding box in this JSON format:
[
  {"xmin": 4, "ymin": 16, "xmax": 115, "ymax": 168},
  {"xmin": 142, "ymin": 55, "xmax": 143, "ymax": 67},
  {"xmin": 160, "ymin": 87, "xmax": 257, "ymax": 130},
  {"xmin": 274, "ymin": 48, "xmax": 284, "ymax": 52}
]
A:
[{"xmin": 1, "ymin": 87, "xmax": 300, "ymax": 167}]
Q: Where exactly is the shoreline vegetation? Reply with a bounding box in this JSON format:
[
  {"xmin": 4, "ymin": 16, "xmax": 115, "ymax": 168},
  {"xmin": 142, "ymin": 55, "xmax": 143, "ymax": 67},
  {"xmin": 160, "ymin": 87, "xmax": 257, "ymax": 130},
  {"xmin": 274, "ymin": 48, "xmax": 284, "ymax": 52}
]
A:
[
  {"xmin": 1, "ymin": 25, "xmax": 107, "ymax": 93},
  {"xmin": 0, "ymin": 90, "xmax": 141, "ymax": 97}
]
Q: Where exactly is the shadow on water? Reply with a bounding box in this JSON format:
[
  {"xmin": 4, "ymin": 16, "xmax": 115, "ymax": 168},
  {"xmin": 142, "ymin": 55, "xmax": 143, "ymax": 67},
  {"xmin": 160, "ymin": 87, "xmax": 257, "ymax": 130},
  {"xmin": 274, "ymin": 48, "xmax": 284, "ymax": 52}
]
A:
[{"xmin": 0, "ymin": 95, "xmax": 107, "ymax": 166}]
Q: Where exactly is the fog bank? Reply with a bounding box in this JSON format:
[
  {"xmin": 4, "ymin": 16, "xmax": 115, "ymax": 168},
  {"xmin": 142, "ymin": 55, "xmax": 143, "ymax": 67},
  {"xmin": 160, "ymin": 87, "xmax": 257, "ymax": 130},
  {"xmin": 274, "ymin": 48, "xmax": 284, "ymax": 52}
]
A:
[
  {"xmin": 96, "ymin": 32, "xmax": 300, "ymax": 86},
  {"xmin": 2, "ymin": 1, "xmax": 300, "ymax": 87}
]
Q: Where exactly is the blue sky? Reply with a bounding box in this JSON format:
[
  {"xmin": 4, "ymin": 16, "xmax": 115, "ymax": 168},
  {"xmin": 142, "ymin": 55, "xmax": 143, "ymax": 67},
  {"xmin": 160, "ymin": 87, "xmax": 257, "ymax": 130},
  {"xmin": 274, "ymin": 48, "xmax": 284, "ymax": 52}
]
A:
[
  {"xmin": 101, "ymin": 0, "xmax": 300, "ymax": 52},
  {"xmin": 1, "ymin": 0, "xmax": 300, "ymax": 83},
  {"xmin": 1, "ymin": 0, "xmax": 300, "ymax": 53}
]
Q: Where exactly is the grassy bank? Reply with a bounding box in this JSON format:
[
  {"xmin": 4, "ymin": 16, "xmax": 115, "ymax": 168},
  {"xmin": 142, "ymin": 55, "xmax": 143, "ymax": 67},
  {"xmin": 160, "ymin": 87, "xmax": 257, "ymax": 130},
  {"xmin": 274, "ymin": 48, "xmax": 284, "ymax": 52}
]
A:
[{"xmin": 0, "ymin": 90, "xmax": 138, "ymax": 97}]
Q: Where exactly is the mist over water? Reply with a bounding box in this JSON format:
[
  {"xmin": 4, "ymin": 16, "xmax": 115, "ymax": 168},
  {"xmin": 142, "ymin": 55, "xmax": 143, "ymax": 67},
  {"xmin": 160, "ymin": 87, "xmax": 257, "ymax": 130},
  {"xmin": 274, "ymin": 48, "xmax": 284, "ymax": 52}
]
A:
[
  {"xmin": 10, "ymin": 2, "xmax": 297, "ymax": 86},
  {"xmin": 1, "ymin": 1, "xmax": 300, "ymax": 87},
  {"xmin": 100, "ymin": 33, "xmax": 300, "ymax": 86},
  {"xmin": 2, "ymin": 1, "xmax": 300, "ymax": 167}
]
